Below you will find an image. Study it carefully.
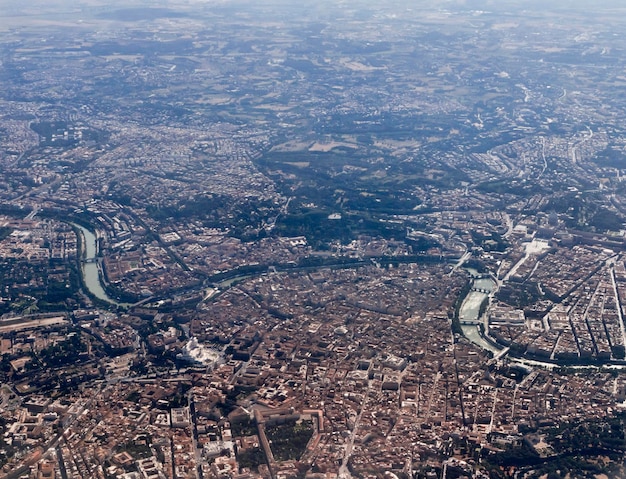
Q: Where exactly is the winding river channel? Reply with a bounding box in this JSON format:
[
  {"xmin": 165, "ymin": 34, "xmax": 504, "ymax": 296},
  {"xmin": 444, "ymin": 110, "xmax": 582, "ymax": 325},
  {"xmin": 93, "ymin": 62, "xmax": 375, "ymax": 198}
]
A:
[
  {"xmin": 75, "ymin": 224, "xmax": 127, "ymax": 306},
  {"xmin": 458, "ymin": 272, "xmax": 502, "ymax": 355},
  {"xmin": 73, "ymin": 225, "xmax": 507, "ymax": 358}
]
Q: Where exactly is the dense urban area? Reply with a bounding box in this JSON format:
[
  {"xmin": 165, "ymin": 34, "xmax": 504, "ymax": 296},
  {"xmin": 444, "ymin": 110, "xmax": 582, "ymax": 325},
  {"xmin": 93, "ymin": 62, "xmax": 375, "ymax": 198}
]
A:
[{"xmin": 4, "ymin": 1, "xmax": 626, "ymax": 478}]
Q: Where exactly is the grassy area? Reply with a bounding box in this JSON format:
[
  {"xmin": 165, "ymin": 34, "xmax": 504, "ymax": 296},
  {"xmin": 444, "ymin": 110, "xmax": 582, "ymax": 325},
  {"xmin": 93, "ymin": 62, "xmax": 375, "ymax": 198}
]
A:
[{"xmin": 265, "ymin": 419, "xmax": 313, "ymax": 462}]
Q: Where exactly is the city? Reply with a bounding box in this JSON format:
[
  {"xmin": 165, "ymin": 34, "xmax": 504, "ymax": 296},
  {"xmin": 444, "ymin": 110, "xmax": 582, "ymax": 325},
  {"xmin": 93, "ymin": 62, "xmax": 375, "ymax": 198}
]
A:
[{"xmin": 2, "ymin": 1, "xmax": 626, "ymax": 478}]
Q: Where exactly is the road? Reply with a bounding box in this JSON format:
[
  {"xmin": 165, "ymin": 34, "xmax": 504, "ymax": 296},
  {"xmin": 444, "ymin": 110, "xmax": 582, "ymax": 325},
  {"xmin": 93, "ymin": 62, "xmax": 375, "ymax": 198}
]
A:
[
  {"xmin": 188, "ymin": 390, "xmax": 204, "ymax": 479},
  {"xmin": 609, "ymin": 266, "xmax": 626, "ymax": 356},
  {"xmin": 338, "ymin": 395, "xmax": 368, "ymax": 479},
  {"xmin": 537, "ymin": 137, "xmax": 547, "ymax": 179},
  {"xmin": 449, "ymin": 250, "xmax": 471, "ymax": 276}
]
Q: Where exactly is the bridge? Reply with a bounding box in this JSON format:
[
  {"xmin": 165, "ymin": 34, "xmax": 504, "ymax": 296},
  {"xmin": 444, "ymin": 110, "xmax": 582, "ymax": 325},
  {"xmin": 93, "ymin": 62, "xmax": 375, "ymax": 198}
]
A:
[
  {"xmin": 471, "ymin": 287, "xmax": 491, "ymax": 294},
  {"xmin": 493, "ymin": 347, "xmax": 510, "ymax": 360},
  {"xmin": 470, "ymin": 273, "xmax": 491, "ymax": 279}
]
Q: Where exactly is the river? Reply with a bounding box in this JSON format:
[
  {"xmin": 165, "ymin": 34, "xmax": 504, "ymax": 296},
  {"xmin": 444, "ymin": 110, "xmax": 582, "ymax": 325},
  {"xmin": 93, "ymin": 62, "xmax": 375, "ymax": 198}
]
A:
[
  {"xmin": 73, "ymin": 230, "xmax": 504, "ymax": 350},
  {"xmin": 458, "ymin": 271, "xmax": 502, "ymax": 354},
  {"xmin": 74, "ymin": 224, "xmax": 127, "ymax": 307}
]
